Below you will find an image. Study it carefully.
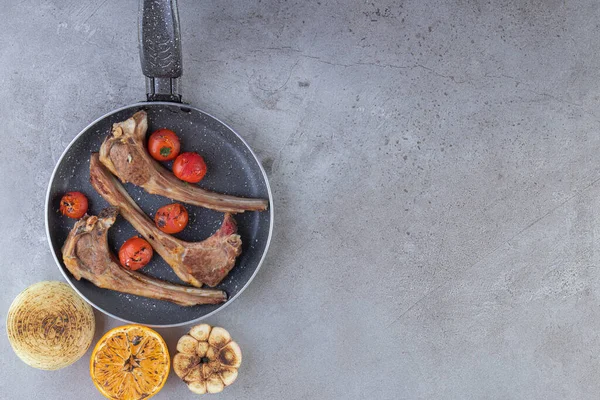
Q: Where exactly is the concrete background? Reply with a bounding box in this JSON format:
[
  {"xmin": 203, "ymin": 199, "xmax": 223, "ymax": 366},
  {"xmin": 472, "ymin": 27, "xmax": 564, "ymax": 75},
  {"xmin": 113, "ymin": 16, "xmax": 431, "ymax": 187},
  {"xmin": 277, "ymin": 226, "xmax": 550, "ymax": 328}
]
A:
[{"xmin": 2, "ymin": 0, "xmax": 600, "ymax": 398}]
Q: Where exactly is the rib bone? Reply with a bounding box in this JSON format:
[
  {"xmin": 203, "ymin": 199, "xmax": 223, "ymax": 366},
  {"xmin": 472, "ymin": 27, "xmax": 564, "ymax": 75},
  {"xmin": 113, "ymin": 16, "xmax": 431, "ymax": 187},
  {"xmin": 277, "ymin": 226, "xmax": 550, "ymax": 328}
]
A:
[
  {"xmin": 99, "ymin": 111, "xmax": 268, "ymax": 213},
  {"xmin": 90, "ymin": 154, "xmax": 242, "ymax": 287},
  {"xmin": 62, "ymin": 207, "xmax": 227, "ymax": 306}
]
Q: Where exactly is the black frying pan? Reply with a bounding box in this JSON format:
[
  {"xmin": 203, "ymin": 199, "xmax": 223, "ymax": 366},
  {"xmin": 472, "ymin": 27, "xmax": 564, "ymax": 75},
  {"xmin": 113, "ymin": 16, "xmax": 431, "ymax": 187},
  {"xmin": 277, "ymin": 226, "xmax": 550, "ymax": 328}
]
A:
[{"xmin": 44, "ymin": 0, "xmax": 273, "ymax": 327}]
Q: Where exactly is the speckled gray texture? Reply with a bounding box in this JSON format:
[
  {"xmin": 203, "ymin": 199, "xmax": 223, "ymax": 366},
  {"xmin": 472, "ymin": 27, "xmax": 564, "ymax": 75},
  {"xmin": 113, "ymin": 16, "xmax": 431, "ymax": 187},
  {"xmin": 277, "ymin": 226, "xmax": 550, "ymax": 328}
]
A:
[
  {"xmin": 3, "ymin": 0, "xmax": 600, "ymax": 399},
  {"xmin": 47, "ymin": 103, "xmax": 272, "ymax": 326}
]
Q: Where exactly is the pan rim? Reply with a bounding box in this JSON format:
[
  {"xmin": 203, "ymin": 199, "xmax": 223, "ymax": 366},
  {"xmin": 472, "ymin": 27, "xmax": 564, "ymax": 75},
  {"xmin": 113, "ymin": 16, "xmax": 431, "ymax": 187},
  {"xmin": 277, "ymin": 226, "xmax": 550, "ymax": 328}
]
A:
[{"xmin": 44, "ymin": 101, "xmax": 274, "ymax": 328}]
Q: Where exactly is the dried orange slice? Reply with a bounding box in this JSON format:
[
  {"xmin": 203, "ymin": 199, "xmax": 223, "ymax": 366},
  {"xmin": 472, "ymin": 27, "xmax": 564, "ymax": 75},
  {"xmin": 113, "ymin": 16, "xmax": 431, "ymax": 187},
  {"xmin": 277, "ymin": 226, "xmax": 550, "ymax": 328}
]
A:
[{"xmin": 90, "ymin": 325, "xmax": 170, "ymax": 400}]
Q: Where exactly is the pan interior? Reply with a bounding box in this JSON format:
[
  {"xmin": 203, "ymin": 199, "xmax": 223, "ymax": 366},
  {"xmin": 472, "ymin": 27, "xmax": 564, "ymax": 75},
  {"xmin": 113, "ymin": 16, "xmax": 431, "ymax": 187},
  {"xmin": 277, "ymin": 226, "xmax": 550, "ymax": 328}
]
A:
[{"xmin": 47, "ymin": 103, "xmax": 271, "ymax": 326}]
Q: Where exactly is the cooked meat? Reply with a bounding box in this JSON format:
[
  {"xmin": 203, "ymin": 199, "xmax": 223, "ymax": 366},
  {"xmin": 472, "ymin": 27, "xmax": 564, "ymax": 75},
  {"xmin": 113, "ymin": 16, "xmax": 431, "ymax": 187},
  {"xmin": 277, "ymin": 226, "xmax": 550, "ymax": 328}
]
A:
[
  {"xmin": 62, "ymin": 207, "xmax": 227, "ymax": 306},
  {"xmin": 90, "ymin": 154, "xmax": 242, "ymax": 287},
  {"xmin": 99, "ymin": 111, "xmax": 268, "ymax": 213}
]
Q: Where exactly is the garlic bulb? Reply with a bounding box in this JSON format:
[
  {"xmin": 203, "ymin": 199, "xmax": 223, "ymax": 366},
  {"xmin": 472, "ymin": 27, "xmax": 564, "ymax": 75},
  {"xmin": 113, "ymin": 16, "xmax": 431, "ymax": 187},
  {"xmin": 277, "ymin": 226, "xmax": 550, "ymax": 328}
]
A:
[{"xmin": 173, "ymin": 324, "xmax": 242, "ymax": 394}]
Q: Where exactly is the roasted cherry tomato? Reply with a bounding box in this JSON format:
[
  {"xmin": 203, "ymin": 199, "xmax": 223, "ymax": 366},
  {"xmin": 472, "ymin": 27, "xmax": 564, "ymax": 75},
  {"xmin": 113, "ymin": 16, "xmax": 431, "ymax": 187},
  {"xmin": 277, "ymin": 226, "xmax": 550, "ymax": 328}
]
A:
[
  {"xmin": 59, "ymin": 191, "xmax": 89, "ymax": 219},
  {"xmin": 118, "ymin": 237, "xmax": 153, "ymax": 271},
  {"xmin": 154, "ymin": 203, "xmax": 189, "ymax": 234},
  {"xmin": 172, "ymin": 152, "xmax": 207, "ymax": 183},
  {"xmin": 148, "ymin": 128, "xmax": 181, "ymax": 161}
]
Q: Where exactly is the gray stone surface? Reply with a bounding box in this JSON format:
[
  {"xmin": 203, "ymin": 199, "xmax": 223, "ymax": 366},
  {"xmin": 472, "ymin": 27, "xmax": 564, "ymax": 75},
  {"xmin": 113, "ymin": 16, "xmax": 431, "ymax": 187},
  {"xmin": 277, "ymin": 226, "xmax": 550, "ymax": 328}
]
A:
[{"xmin": 2, "ymin": 0, "xmax": 600, "ymax": 398}]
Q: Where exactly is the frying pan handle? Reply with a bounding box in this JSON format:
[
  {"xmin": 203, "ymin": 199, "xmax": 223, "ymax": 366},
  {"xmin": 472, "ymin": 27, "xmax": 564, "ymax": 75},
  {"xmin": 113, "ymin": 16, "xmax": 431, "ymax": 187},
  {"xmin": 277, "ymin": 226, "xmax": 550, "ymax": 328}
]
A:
[{"xmin": 139, "ymin": 0, "xmax": 183, "ymax": 102}]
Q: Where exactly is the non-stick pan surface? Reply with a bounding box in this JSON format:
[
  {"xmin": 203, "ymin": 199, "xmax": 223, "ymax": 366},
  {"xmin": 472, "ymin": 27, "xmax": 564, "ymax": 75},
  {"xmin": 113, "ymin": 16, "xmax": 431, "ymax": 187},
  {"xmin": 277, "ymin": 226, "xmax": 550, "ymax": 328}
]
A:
[{"xmin": 46, "ymin": 102, "xmax": 273, "ymax": 326}]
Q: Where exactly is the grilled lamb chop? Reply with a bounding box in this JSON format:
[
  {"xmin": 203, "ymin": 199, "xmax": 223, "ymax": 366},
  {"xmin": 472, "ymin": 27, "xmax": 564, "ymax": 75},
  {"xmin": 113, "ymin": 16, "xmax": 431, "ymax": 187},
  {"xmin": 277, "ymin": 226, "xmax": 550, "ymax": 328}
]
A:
[
  {"xmin": 62, "ymin": 207, "xmax": 227, "ymax": 306},
  {"xmin": 90, "ymin": 153, "xmax": 242, "ymax": 287},
  {"xmin": 99, "ymin": 110, "xmax": 268, "ymax": 213}
]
